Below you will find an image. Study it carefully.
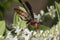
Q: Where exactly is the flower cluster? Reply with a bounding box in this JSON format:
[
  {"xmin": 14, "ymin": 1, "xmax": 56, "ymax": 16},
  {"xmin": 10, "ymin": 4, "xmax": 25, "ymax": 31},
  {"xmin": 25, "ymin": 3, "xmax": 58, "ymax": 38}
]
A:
[{"xmin": 3, "ymin": 22, "xmax": 60, "ymax": 40}]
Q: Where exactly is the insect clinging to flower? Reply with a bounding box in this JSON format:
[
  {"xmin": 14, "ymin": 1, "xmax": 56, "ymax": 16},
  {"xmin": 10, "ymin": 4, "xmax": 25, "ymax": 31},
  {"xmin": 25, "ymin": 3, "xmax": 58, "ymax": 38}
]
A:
[{"xmin": 14, "ymin": 0, "xmax": 38, "ymax": 29}]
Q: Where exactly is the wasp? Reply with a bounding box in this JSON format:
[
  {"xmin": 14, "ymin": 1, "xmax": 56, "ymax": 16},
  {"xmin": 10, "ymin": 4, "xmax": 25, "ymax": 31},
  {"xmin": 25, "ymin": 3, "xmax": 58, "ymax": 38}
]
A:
[{"xmin": 14, "ymin": 0, "xmax": 38, "ymax": 29}]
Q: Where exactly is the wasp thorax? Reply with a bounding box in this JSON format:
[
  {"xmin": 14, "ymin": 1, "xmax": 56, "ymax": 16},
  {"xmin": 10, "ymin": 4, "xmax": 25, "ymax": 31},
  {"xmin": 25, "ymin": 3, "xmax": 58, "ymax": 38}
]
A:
[{"xmin": 30, "ymin": 18, "xmax": 38, "ymax": 29}]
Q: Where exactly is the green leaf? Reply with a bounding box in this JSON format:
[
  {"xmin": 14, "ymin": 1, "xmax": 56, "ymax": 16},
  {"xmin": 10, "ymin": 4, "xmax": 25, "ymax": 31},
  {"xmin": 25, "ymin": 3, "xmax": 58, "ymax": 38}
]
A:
[
  {"xmin": 28, "ymin": 24, "xmax": 50, "ymax": 31},
  {"xmin": 28, "ymin": 25, "xmax": 35, "ymax": 31},
  {"xmin": 19, "ymin": 18, "xmax": 26, "ymax": 28},
  {"xmin": 38, "ymin": 25, "xmax": 50, "ymax": 31},
  {"xmin": 57, "ymin": 21, "xmax": 60, "ymax": 32},
  {"xmin": 13, "ymin": 12, "xmax": 19, "ymax": 26},
  {"xmin": 0, "ymin": 21, "xmax": 5, "ymax": 35},
  {"xmin": 55, "ymin": 2, "xmax": 60, "ymax": 21}
]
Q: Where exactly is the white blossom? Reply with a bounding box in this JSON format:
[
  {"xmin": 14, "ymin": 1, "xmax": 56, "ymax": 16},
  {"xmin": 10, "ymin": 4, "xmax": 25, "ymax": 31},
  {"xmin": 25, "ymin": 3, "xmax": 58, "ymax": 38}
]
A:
[
  {"xmin": 50, "ymin": 6, "xmax": 54, "ymax": 10},
  {"xmin": 40, "ymin": 10, "xmax": 44, "ymax": 16},
  {"xmin": 12, "ymin": 36, "xmax": 17, "ymax": 40},
  {"xmin": 15, "ymin": 26, "xmax": 22, "ymax": 35},
  {"xmin": 18, "ymin": 36, "xmax": 25, "ymax": 40},
  {"xmin": 22, "ymin": 28, "xmax": 33, "ymax": 40},
  {"xmin": 31, "ymin": 37, "xmax": 37, "ymax": 40},
  {"xmin": 0, "ymin": 35, "xmax": 4, "ymax": 39},
  {"xmin": 33, "ymin": 31, "xmax": 37, "ymax": 35},
  {"xmin": 34, "ymin": 13, "xmax": 40, "ymax": 22},
  {"xmin": 40, "ymin": 30, "xmax": 44, "ymax": 34},
  {"xmin": 40, "ymin": 36, "xmax": 44, "ymax": 40},
  {"xmin": 5, "ymin": 31, "xmax": 13, "ymax": 40},
  {"xmin": 48, "ymin": 33, "xmax": 53, "ymax": 40}
]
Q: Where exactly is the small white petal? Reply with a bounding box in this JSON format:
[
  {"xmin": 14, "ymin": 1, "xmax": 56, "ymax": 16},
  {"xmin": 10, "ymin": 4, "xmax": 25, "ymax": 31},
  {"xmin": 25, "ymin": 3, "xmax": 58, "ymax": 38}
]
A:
[
  {"xmin": 33, "ymin": 31, "xmax": 37, "ymax": 35},
  {"xmin": 40, "ymin": 30, "xmax": 44, "ymax": 34},
  {"xmin": 13, "ymin": 36, "xmax": 17, "ymax": 40},
  {"xmin": 40, "ymin": 10, "xmax": 44, "ymax": 16},
  {"xmin": 50, "ymin": 6, "xmax": 54, "ymax": 9},
  {"xmin": 24, "ymin": 28, "xmax": 30, "ymax": 34},
  {"xmin": 48, "ymin": 34, "xmax": 53, "ymax": 39}
]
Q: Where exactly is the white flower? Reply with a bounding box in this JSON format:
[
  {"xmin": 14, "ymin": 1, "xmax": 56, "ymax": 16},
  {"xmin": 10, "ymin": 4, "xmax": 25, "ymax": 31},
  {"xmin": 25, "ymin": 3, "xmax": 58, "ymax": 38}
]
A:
[
  {"xmin": 24, "ymin": 28, "xmax": 30, "ymax": 34},
  {"xmin": 7, "ymin": 31, "xmax": 11, "ymax": 35},
  {"xmin": 55, "ymin": 25, "xmax": 58, "ymax": 29},
  {"xmin": 6, "ymin": 31, "xmax": 18, "ymax": 40},
  {"xmin": 48, "ymin": 33, "xmax": 53, "ymax": 40},
  {"xmin": 6, "ymin": 36, "xmax": 13, "ymax": 40},
  {"xmin": 40, "ymin": 30, "xmax": 44, "ymax": 34},
  {"xmin": 34, "ymin": 13, "xmax": 40, "ymax": 22},
  {"xmin": 40, "ymin": 10, "xmax": 44, "ymax": 16},
  {"xmin": 33, "ymin": 31, "xmax": 37, "ymax": 35},
  {"xmin": 45, "ymin": 30, "xmax": 49, "ymax": 33},
  {"xmin": 40, "ymin": 36, "xmax": 44, "ymax": 40},
  {"xmin": 6, "ymin": 31, "xmax": 12, "ymax": 38},
  {"xmin": 18, "ymin": 36, "xmax": 25, "ymax": 40},
  {"xmin": 5, "ymin": 31, "xmax": 14, "ymax": 40},
  {"xmin": 0, "ymin": 35, "xmax": 4, "ymax": 39},
  {"xmin": 31, "ymin": 37, "xmax": 37, "ymax": 40},
  {"xmin": 47, "ymin": 6, "xmax": 54, "ymax": 11},
  {"xmin": 47, "ymin": 6, "xmax": 56, "ymax": 19},
  {"xmin": 50, "ymin": 6, "xmax": 54, "ymax": 10},
  {"xmin": 6, "ymin": 36, "xmax": 17, "ymax": 40},
  {"xmin": 15, "ymin": 26, "xmax": 22, "ymax": 35},
  {"xmin": 43, "ymin": 33, "xmax": 46, "ymax": 37},
  {"xmin": 22, "ymin": 28, "xmax": 33, "ymax": 40},
  {"xmin": 15, "ymin": 26, "xmax": 20, "ymax": 33},
  {"xmin": 55, "ymin": 31, "xmax": 60, "ymax": 37},
  {"xmin": 0, "ymin": 35, "xmax": 2, "ymax": 38},
  {"xmin": 12, "ymin": 36, "xmax": 17, "ymax": 40}
]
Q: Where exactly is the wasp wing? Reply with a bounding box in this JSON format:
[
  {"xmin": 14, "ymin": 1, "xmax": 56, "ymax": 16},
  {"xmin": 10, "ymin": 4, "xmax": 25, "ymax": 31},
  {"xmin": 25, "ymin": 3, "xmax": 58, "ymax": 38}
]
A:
[
  {"xmin": 19, "ymin": 0, "xmax": 34, "ymax": 18},
  {"xmin": 25, "ymin": 1, "xmax": 34, "ymax": 18}
]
